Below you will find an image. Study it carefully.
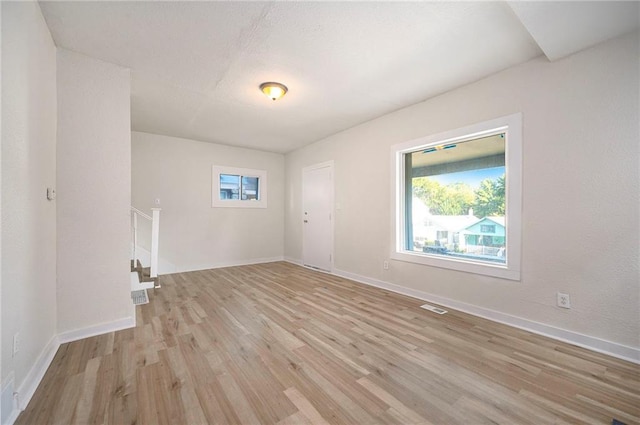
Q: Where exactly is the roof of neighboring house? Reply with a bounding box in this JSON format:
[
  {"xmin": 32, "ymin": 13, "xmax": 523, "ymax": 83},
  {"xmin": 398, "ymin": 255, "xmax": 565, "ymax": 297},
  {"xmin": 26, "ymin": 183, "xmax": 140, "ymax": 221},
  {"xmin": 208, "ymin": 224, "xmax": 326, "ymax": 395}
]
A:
[
  {"xmin": 463, "ymin": 216, "xmax": 506, "ymax": 231},
  {"xmin": 484, "ymin": 216, "xmax": 505, "ymax": 226},
  {"xmin": 427, "ymin": 215, "xmax": 479, "ymax": 231}
]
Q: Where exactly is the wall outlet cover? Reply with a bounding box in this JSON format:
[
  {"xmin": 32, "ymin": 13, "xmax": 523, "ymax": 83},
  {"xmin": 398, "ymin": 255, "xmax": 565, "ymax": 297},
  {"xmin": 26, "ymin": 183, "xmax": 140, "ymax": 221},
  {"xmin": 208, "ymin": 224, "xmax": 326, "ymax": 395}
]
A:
[{"xmin": 557, "ymin": 292, "xmax": 571, "ymax": 309}]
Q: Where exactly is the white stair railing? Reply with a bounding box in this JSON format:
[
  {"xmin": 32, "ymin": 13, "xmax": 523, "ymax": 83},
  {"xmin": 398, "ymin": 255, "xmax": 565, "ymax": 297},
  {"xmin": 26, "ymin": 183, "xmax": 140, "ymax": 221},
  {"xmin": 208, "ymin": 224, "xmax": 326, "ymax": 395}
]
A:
[{"xmin": 131, "ymin": 206, "xmax": 161, "ymax": 278}]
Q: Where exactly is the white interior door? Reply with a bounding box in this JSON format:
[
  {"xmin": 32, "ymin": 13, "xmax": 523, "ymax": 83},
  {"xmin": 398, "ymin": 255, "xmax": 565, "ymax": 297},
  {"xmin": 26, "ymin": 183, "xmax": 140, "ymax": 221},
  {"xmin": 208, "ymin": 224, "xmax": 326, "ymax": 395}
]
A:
[{"xmin": 303, "ymin": 162, "xmax": 333, "ymax": 271}]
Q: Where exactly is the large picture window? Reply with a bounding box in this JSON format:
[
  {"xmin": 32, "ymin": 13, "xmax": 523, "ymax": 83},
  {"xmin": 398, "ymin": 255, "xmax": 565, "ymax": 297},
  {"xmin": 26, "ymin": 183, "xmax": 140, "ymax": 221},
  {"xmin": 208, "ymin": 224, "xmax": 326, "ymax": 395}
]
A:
[
  {"xmin": 212, "ymin": 166, "xmax": 267, "ymax": 208},
  {"xmin": 391, "ymin": 113, "xmax": 522, "ymax": 280}
]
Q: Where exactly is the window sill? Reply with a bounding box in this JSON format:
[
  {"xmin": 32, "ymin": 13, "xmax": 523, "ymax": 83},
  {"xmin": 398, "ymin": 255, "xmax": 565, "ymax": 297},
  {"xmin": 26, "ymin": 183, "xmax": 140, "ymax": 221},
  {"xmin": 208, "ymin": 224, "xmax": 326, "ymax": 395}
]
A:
[{"xmin": 390, "ymin": 250, "xmax": 520, "ymax": 281}]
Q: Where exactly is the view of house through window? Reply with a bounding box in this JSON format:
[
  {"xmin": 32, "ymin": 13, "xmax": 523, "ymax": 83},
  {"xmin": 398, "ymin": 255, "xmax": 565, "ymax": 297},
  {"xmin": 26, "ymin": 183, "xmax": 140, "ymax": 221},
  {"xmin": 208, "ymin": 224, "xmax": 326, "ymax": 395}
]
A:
[
  {"xmin": 212, "ymin": 165, "xmax": 267, "ymax": 208},
  {"xmin": 406, "ymin": 133, "xmax": 506, "ymax": 264},
  {"xmin": 219, "ymin": 174, "xmax": 260, "ymax": 200}
]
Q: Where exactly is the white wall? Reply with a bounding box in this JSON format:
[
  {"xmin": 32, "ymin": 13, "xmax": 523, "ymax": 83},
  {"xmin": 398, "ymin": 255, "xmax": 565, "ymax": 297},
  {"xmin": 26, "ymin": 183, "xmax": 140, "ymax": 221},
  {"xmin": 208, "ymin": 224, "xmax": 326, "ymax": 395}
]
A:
[
  {"xmin": 1, "ymin": 0, "xmax": 57, "ymax": 416},
  {"xmin": 56, "ymin": 49, "xmax": 134, "ymax": 334},
  {"xmin": 0, "ymin": 1, "xmax": 3, "ymax": 418},
  {"xmin": 132, "ymin": 132, "xmax": 284, "ymax": 272},
  {"xmin": 285, "ymin": 33, "xmax": 639, "ymax": 353}
]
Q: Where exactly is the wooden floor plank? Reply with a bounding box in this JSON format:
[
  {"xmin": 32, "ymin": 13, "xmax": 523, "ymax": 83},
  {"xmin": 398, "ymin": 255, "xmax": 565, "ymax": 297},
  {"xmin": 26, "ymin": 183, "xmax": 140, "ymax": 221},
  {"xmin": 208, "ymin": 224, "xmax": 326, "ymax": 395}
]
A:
[{"xmin": 15, "ymin": 262, "xmax": 640, "ymax": 425}]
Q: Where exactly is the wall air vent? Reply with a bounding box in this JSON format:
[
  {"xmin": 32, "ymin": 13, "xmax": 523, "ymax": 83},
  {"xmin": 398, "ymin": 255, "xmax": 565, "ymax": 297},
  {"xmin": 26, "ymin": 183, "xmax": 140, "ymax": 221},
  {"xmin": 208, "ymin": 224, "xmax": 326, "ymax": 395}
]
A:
[
  {"xmin": 131, "ymin": 289, "xmax": 149, "ymax": 305},
  {"xmin": 420, "ymin": 303, "xmax": 447, "ymax": 315}
]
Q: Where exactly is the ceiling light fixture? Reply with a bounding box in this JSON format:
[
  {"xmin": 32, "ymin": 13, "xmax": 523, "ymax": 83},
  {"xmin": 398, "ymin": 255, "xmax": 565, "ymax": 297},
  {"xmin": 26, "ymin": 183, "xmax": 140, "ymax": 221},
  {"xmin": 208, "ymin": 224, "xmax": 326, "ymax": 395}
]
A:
[{"xmin": 260, "ymin": 82, "xmax": 288, "ymax": 101}]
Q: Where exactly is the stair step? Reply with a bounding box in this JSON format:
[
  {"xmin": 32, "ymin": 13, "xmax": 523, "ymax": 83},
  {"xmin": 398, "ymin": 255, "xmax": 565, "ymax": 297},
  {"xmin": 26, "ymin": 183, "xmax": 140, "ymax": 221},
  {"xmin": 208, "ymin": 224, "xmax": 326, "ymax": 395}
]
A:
[
  {"xmin": 137, "ymin": 266, "xmax": 156, "ymax": 282},
  {"xmin": 131, "ymin": 259, "xmax": 160, "ymax": 288},
  {"xmin": 131, "ymin": 272, "xmax": 154, "ymax": 291}
]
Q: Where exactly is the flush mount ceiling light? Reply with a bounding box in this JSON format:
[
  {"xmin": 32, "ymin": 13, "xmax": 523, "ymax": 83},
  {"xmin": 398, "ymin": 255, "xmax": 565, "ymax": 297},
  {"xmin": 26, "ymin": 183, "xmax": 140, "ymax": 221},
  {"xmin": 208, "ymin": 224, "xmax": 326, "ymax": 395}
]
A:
[{"xmin": 260, "ymin": 82, "xmax": 288, "ymax": 101}]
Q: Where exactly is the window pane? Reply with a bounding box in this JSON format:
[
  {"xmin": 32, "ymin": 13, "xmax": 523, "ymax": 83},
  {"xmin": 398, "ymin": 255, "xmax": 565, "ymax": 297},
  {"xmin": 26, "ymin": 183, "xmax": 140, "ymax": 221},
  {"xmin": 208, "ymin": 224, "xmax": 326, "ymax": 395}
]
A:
[
  {"xmin": 241, "ymin": 176, "xmax": 259, "ymax": 200},
  {"xmin": 220, "ymin": 174, "xmax": 240, "ymax": 200},
  {"xmin": 407, "ymin": 133, "xmax": 507, "ymax": 264}
]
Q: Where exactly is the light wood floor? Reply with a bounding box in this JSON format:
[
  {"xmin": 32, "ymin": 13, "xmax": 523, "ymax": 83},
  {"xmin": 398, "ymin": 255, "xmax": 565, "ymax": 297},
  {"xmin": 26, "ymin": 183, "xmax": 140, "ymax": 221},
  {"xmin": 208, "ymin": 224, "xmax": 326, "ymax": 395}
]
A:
[{"xmin": 16, "ymin": 262, "xmax": 639, "ymax": 424}]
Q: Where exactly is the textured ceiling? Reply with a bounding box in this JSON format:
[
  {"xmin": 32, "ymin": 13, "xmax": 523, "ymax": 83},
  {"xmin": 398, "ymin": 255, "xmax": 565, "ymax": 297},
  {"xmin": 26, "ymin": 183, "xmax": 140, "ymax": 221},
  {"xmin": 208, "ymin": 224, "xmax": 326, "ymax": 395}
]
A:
[{"xmin": 39, "ymin": 1, "xmax": 639, "ymax": 153}]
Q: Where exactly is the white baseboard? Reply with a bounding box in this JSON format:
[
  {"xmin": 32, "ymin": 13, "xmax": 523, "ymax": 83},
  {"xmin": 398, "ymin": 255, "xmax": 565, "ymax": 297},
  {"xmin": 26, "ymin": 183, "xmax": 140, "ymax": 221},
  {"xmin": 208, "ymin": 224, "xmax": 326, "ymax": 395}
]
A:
[
  {"xmin": 176, "ymin": 256, "xmax": 285, "ymax": 274},
  {"xmin": 2, "ymin": 315, "xmax": 137, "ymax": 425},
  {"xmin": 134, "ymin": 245, "xmax": 285, "ymax": 275},
  {"xmin": 5, "ymin": 335, "xmax": 59, "ymax": 424},
  {"xmin": 57, "ymin": 316, "xmax": 136, "ymax": 345},
  {"xmin": 331, "ymin": 267, "xmax": 640, "ymax": 364},
  {"xmin": 284, "ymin": 256, "xmax": 302, "ymax": 266},
  {"xmin": 1, "ymin": 372, "xmax": 16, "ymax": 425}
]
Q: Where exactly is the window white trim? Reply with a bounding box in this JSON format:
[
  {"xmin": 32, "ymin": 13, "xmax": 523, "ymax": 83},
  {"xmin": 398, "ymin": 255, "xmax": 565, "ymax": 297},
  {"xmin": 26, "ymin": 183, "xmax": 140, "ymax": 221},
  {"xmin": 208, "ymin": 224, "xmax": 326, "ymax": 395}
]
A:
[
  {"xmin": 390, "ymin": 113, "xmax": 522, "ymax": 281},
  {"xmin": 212, "ymin": 165, "xmax": 267, "ymax": 208}
]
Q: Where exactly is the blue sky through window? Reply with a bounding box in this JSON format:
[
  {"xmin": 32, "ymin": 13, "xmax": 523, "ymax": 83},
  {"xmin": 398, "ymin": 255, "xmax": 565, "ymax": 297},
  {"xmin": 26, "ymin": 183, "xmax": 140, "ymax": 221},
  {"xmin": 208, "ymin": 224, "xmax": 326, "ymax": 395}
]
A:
[
  {"xmin": 429, "ymin": 166, "xmax": 505, "ymax": 189},
  {"xmin": 220, "ymin": 174, "xmax": 239, "ymax": 184}
]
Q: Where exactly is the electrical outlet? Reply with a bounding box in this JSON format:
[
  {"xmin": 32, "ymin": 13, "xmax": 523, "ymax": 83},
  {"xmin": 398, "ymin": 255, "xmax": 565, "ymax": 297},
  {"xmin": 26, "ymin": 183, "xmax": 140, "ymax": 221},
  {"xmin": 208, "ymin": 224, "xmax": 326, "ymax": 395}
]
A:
[
  {"xmin": 557, "ymin": 292, "xmax": 571, "ymax": 309},
  {"xmin": 383, "ymin": 260, "xmax": 389, "ymax": 270},
  {"xmin": 12, "ymin": 333, "xmax": 20, "ymax": 357}
]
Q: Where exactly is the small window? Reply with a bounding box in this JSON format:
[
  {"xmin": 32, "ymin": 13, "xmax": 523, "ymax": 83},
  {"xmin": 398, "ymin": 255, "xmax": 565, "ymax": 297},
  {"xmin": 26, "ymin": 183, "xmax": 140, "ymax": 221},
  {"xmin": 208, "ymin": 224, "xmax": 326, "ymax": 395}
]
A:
[
  {"xmin": 212, "ymin": 166, "xmax": 267, "ymax": 208},
  {"xmin": 241, "ymin": 176, "xmax": 259, "ymax": 200},
  {"xmin": 391, "ymin": 113, "xmax": 522, "ymax": 280},
  {"xmin": 480, "ymin": 225, "xmax": 496, "ymax": 233},
  {"xmin": 220, "ymin": 174, "xmax": 240, "ymax": 199}
]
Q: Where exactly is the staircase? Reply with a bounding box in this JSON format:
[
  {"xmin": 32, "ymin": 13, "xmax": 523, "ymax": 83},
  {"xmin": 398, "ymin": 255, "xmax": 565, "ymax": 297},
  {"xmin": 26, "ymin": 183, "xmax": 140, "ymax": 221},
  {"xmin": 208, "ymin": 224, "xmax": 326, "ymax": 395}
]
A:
[
  {"xmin": 130, "ymin": 259, "xmax": 157, "ymax": 305},
  {"xmin": 131, "ymin": 259, "xmax": 159, "ymax": 288},
  {"xmin": 131, "ymin": 206, "xmax": 161, "ymax": 305}
]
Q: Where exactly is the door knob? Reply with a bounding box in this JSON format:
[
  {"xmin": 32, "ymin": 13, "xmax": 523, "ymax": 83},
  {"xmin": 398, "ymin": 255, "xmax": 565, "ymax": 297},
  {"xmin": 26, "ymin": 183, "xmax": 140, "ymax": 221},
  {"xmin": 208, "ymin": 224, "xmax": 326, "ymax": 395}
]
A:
[{"xmin": 303, "ymin": 220, "xmax": 308, "ymax": 223}]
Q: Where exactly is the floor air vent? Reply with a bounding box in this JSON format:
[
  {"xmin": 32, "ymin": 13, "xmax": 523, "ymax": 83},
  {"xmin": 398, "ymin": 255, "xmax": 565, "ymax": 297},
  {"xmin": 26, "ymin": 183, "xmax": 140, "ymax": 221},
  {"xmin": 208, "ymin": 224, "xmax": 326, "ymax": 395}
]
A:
[
  {"xmin": 420, "ymin": 303, "xmax": 447, "ymax": 315},
  {"xmin": 131, "ymin": 289, "xmax": 149, "ymax": 305}
]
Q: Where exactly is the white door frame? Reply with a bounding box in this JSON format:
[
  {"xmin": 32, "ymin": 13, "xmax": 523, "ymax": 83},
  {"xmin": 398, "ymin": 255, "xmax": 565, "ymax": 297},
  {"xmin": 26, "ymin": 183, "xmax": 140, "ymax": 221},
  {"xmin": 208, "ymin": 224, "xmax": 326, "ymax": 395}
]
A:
[{"xmin": 302, "ymin": 160, "xmax": 334, "ymax": 272}]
